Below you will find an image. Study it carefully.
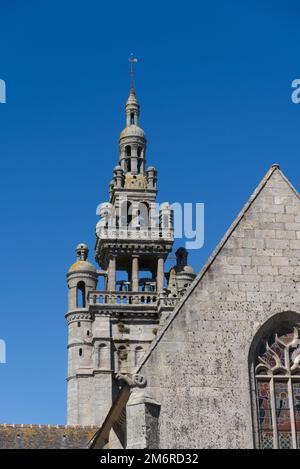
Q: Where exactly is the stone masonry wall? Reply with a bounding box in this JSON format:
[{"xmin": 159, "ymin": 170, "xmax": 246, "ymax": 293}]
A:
[{"xmin": 133, "ymin": 167, "xmax": 300, "ymax": 449}]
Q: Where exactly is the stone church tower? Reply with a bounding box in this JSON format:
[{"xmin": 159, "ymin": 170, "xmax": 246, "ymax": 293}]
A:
[{"xmin": 66, "ymin": 85, "xmax": 195, "ymax": 427}]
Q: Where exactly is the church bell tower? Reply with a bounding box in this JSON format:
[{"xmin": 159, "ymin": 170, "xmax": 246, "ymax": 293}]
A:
[
  {"xmin": 66, "ymin": 64, "xmax": 195, "ymax": 429},
  {"xmin": 95, "ymin": 83, "xmax": 174, "ymax": 296}
]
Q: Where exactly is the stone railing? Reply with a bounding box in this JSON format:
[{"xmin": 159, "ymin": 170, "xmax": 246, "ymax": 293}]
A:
[
  {"xmin": 88, "ymin": 291, "xmax": 158, "ymax": 306},
  {"xmin": 158, "ymin": 296, "xmax": 180, "ymax": 307},
  {"xmin": 96, "ymin": 227, "xmax": 174, "ymax": 241}
]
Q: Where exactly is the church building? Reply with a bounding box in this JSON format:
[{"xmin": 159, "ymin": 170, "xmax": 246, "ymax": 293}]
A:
[{"xmin": 0, "ymin": 82, "xmax": 300, "ymax": 449}]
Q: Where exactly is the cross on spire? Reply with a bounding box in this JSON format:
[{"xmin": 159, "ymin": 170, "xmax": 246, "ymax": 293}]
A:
[{"xmin": 128, "ymin": 53, "xmax": 138, "ymax": 90}]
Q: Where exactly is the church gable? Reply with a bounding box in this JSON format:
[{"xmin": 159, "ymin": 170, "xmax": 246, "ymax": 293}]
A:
[
  {"xmin": 130, "ymin": 165, "xmax": 300, "ymax": 449},
  {"xmin": 201, "ymin": 165, "xmax": 300, "ymax": 308}
]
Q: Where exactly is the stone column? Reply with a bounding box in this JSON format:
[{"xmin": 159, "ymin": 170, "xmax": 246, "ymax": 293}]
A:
[
  {"xmin": 131, "ymin": 146, "xmax": 138, "ymax": 174},
  {"xmin": 107, "ymin": 256, "xmax": 116, "ymax": 291},
  {"xmin": 132, "ymin": 256, "xmax": 139, "ymax": 292},
  {"xmin": 156, "ymin": 256, "xmax": 165, "ymax": 293},
  {"xmin": 140, "ymin": 159, "xmax": 145, "ymax": 175},
  {"xmin": 120, "ymin": 147, "xmax": 126, "ymax": 172}
]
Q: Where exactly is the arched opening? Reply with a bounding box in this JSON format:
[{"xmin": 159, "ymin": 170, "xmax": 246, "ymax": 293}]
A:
[
  {"xmin": 127, "ymin": 202, "xmax": 133, "ymax": 226},
  {"xmin": 137, "ymin": 201, "xmax": 149, "ymax": 228},
  {"xmin": 125, "ymin": 159, "xmax": 131, "ymax": 172},
  {"xmin": 125, "ymin": 146, "xmax": 131, "ymax": 173},
  {"xmin": 79, "ymin": 348, "xmax": 83, "ymax": 357},
  {"xmin": 117, "ymin": 345, "xmax": 128, "ymax": 372},
  {"xmin": 76, "ymin": 281, "xmax": 86, "ymax": 308},
  {"xmin": 130, "ymin": 113, "xmax": 135, "ymax": 125},
  {"xmin": 134, "ymin": 346, "xmax": 144, "ymax": 366},
  {"xmin": 249, "ymin": 312, "xmax": 300, "ymax": 449},
  {"xmin": 98, "ymin": 343, "xmax": 108, "ymax": 368},
  {"xmin": 137, "ymin": 159, "xmax": 142, "ymax": 173},
  {"xmin": 119, "ymin": 200, "xmax": 132, "ymax": 227}
]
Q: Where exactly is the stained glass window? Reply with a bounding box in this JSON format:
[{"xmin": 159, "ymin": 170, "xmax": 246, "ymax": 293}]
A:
[
  {"xmin": 257, "ymin": 381, "xmax": 273, "ymax": 449},
  {"xmin": 255, "ymin": 326, "xmax": 300, "ymax": 449}
]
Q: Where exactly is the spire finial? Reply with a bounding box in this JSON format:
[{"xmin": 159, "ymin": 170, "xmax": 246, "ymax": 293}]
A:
[{"xmin": 128, "ymin": 53, "xmax": 138, "ymax": 90}]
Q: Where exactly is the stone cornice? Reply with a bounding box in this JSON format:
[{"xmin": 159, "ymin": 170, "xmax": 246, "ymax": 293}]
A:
[
  {"xmin": 65, "ymin": 311, "xmax": 93, "ymax": 323},
  {"xmin": 67, "ymin": 369, "xmax": 113, "ymax": 381},
  {"xmin": 89, "ymin": 308, "xmax": 158, "ymax": 319}
]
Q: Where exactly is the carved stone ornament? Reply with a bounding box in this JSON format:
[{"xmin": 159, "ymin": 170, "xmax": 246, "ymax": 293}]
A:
[{"xmin": 115, "ymin": 372, "xmax": 147, "ymax": 388}]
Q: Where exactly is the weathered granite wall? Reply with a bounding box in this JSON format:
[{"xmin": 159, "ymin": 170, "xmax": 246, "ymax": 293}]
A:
[{"xmin": 131, "ymin": 167, "xmax": 300, "ymax": 449}]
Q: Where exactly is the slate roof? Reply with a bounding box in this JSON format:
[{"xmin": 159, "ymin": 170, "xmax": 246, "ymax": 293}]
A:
[{"xmin": 0, "ymin": 424, "xmax": 97, "ymax": 449}]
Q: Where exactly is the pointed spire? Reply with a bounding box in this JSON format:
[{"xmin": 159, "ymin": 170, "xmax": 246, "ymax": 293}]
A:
[
  {"xmin": 125, "ymin": 85, "xmax": 140, "ymax": 127},
  {"xmin": 118, "ymin": 57, "xmax": 147, "ymax": 176},
  {"xmin": 125, "ymin": 54, "xmax": 140, "ymax": 126},
  {"xmin": 126, "ymin": 87, "xmax": 139, "ymax": 108}
]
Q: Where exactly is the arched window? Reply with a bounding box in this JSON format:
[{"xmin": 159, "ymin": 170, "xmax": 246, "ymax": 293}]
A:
[
  {"xmin": 127, "ymin": 202, "xmax": 133, "ymax": 226},
  {"xmin": 125, "ymin": 159, "xmax": 131, "ymax": 172},
  {"xmin": 76, "ymin": 281, "xmax": 86, "ymax": 308},
  {"xmin": 137, "ymin": 159, "xmax": 142, "ymax": 173},
  {"xmin": 134, "ymin": 346, "xmax": 144, "ymax": 366},
  {"xmin": 138, "ymin": 202, "xmax": 149, "ymax": 227},
  {"xmin": 119, "ymin": 200, "xmax": 132, "ymax": 227},
  {"xmin": 117, "ymin": 345, "xmax": 128, "ymax": 372},
  {"xmin": 254, "ymin": 324, "xmax": 300, "ymax": 449},
  {"xmin": 125, "ymin": 146, "xmax": 131, "ymax": 173},
  {"xmin": 98, "ymin": 343, "xmax": 108, "ymax": 368}
]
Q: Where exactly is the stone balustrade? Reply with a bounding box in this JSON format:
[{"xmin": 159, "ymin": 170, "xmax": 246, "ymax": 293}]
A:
[
  {"xmin": 158, "ymin": 296, "xmax": 180, "ymax": 307},
  {"xmin": 96, "ymin": 226, "xmax": 174, "ymax": 241},
  {"xmin": 88, "ymin": 291, "xmax": 158, "ymax": 306}
]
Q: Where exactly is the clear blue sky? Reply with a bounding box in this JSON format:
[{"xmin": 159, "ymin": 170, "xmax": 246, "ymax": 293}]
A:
[{"xmin": 0, "ymin": 0, "xmax": 299, "ymax": 424}]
